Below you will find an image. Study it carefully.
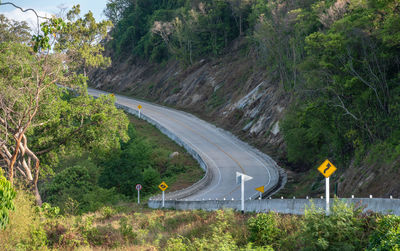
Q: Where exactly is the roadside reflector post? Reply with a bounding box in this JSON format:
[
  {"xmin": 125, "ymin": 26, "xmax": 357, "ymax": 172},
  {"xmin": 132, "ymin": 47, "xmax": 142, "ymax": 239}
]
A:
[{"xmin": 162, "ymin": 191, "xmax": 165, "ymax": 208}]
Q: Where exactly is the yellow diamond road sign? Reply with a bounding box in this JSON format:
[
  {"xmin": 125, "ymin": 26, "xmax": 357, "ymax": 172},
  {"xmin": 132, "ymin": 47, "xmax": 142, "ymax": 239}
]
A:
[
  {"xmin": 255, "ymin": 186, "xmax": 264, "ymax": 193},
  {"xmin": 318, "ymin": 159, "xmax": 337, "ymax": 178},
  {"xmin": 159, "ymin": 181, "xmax": 168, "ymax": 191},
  {"xmin": 138, "ymin": 105, "xmax": 142, "ymax": 110}
]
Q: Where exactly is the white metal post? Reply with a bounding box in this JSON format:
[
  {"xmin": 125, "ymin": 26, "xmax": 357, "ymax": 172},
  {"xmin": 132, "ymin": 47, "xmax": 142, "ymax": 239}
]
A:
[
  {"xmin": 138, "ymin": 110, "xmax": 141, "ymax": 119},
  {"xmin": 326, "ymin": 177, "xmax": 330, "ymax": 215},
  {"xmin": 259, "ymin": 192, "xmax": 262, "ymax": 200},
  {"xmin": 138, "ymin": 190, "xmax": 140, "ymax": 204},
  {"xmin": 241, "ymin": 175, "xmax": 244, "ymax": 213},
  {"xmin": 162, "ymin": 190, "xmax": 165, "ymax": 208}
]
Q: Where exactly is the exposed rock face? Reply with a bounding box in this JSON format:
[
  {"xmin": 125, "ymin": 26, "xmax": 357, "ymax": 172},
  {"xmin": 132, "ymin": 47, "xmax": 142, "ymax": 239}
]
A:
[{"xmin": 90, "ymin": 46, "xmax": 289, "ymax": 159}]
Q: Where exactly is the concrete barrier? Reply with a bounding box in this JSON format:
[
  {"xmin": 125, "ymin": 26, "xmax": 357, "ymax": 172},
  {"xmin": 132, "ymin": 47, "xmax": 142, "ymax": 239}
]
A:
[{"xmin": 148, "ymin": 198, "xmax": 400, "ymax": 215}]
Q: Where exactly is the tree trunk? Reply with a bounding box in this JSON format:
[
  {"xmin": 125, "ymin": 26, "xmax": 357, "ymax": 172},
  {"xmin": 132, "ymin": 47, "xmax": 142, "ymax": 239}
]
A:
[{"xmin": 34, "ymin": 184, "xmax": 42, "ymax": 206}]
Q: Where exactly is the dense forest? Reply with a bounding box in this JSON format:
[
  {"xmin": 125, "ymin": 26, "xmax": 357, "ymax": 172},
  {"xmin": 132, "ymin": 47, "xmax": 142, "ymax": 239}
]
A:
[{"xmin": 105, "ymin": 0, "xmax": 400, "ymax": 178}]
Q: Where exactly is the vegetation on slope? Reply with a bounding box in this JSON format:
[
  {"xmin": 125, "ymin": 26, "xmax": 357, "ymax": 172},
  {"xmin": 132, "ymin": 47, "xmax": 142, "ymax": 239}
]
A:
[{"xmin": 1, "ymin": 190, "xmax": 399, "ymax": 250}]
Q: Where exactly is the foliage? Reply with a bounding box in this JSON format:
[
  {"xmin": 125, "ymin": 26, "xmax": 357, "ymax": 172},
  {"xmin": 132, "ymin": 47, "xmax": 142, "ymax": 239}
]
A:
[
  {"xmin": 30, "ymin": 90, "xmax": 129, "ymax": 168},
  {"xmin": 299, "ymin": 199, "xmax": 370, "ymax": 250},
  {"xmin": 270, "ymin": 0, "xmax": 400, "ymax": 171},
  {"xmin": 55, "ymin": 5, "xmax": 113, "ymax": 76},
  {"xmin": 43, "ymin": 163, "xmax": 124, "ymax": 214},
  {"xmin": 0, "ymin": 3, "xmax": 124, "ymax": 206},
  {"xmin": 107, "ymin": 0, "xmax": 247, "ymax": 63},
  {"xmin": 247, "ymin": 212, "xmax": 281, "ymax": 247},
  {"xmin": 0, "ymin": 171, "xmax": 15, "ymax": 229},
  {"xmin": 368, "ymin": 215, "xmax": 400, "ymax": 250},
  {"xmin": 99, "ymin": 122, "xmax": 196, "ymax": 198},
  {"xmin": 166, "ymin": 210, "xmax": 239, "ymax": 250},
  {"xmin": 0, "ymin": 14, "xmax": 30, "ymax": 43},
  {"xmin": 0, "ymin": 189, "xmax": 47, "ymax": 250}
]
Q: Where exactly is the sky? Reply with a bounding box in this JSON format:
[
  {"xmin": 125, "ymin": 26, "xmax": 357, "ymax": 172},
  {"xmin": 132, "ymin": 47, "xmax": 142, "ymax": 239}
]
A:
[{"xmin": 0, "ymin": 0, "xmax": 109, "ymax": 31}]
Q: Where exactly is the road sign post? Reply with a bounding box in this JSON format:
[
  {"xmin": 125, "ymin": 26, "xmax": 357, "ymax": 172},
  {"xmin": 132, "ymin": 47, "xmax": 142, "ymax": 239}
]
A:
[
  {"xmin": 138, "ymin": 105, "xmax": 142, "ymax": 119},
  {"xmin": 136, "ymin": 184, "xmax": 142, "ymax": 204},
  {"xmin": 236, "ymin": 172, "xmax": 253, "ymax": 213},
  {"xmin": 318, "ymin": 159, "xmax": 337, "ymax": 215},
  {"xmin": 326, "ymin": 177, "xmax": 329, "ymax": 215},
  {"xmin": 158, "ymin": 181, "xmax": 168, "ymax": 208}
]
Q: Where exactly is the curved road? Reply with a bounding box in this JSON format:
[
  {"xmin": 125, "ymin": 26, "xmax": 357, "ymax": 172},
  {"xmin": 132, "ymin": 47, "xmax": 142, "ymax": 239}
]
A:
[{"xmin": 88, "ymin": 88, "xmax": 281, "ymax": 200}]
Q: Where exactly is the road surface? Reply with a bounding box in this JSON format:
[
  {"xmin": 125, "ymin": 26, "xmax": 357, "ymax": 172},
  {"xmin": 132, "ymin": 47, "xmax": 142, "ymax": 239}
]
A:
[{"xmin": 88, "ymin": 88, "xmax": 281, "ymax": 200}]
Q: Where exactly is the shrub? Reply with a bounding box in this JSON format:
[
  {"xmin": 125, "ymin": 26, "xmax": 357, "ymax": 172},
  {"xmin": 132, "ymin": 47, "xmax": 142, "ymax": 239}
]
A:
[
  {"xmin": 143, "ymin": 167, "xmax": 161, "ymax": 194},
  {"xmin": 44, "ymin": 165, "xmax": 123, "ymax": 214},
  {"xmin": 0, "ymin": 190, "xmax": 46, "ymax": 250},
  {"xmin": 0, "ymin": 172, "xmax": 16, "ymax": 229},
  {"xmin": 247, "ymin": 212, "xmax": 281, "ymax": 247},
  {"xmin": 299, "ymin": 199, "xmax": 368, "ymax": 250},
  {"xmin": 367, "ymin": 215, "xmax": 400, "ymax": 250}
]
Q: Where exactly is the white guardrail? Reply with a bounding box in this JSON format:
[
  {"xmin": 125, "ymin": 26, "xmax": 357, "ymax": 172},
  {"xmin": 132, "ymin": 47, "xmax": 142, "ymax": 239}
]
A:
[{"xmin": 148, "ymin": 197, "xmax": 400, "ymax": 216}]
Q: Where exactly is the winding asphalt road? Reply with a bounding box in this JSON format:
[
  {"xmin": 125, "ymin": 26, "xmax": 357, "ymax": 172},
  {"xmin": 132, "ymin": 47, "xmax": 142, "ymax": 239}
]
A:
[{"xmin": 88, "ymin": 88, "xmax": 281, "ymax": 200}]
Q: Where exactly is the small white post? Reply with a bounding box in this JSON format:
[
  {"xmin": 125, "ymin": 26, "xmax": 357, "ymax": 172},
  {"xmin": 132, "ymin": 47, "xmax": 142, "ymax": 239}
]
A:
[
  {"xmin": 241, "ymin": 175, "xmax": 245, "ymax": 213},
  {"xmin": 370, "ymin": 195, "xmax": 373, "ymax": 198},
  {"xmin": 326, "ymin": 177, "xmax": 330, "ymax": 215},
  {"xmin": 352, "ymin": 195, "xmax": 354, "ymax": 198},
  {"xmin": 138, "ymin": 190, "xmax": 140, "ymax": 204},
  {"xmin": 162, "ymin": 191, "xmax": 165, "ymax": 208},
  {"xmin": 390, "ymin": 195, "xmax": 393, "ymax": 199},
  {"xmin": 138, "ymin": 109, "xmax": 141, "ymax": 119}
]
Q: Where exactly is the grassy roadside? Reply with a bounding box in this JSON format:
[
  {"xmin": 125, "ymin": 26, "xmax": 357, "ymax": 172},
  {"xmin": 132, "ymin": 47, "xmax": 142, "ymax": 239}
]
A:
[
  {"xmin": 2, "ymin": 190, "xmax": 399, "ymax": 251},
  {"xmin": 128, "ymin": 114, "xmax": 204, "ymax": 194}
]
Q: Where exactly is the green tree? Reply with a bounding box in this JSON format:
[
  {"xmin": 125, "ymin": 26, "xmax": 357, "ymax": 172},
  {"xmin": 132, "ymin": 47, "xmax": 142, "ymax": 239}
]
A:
[
  {"xmin": 0, "ymin": 14, "xmax": 30, "ymax": 43},
  {"xmin": 0, "ymin": 4, "xmax": 128, "ymax": 205},
  {"xmin": 55, "ymin": 5, "xmax": 113, "ymax": 77},
  {"xmin": 104, "ymin": 0, "xmax": 132, "ymax": 24},
  {"xmin": 143, "ymin": 167, "xmax": 161, "ymax": 194}
]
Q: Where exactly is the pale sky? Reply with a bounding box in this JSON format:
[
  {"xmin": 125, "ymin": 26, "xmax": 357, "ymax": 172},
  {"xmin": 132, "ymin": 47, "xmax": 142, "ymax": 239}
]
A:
[{"xmin": 0, "ymin": 0, "xmax": 109, "ymax": 32}]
